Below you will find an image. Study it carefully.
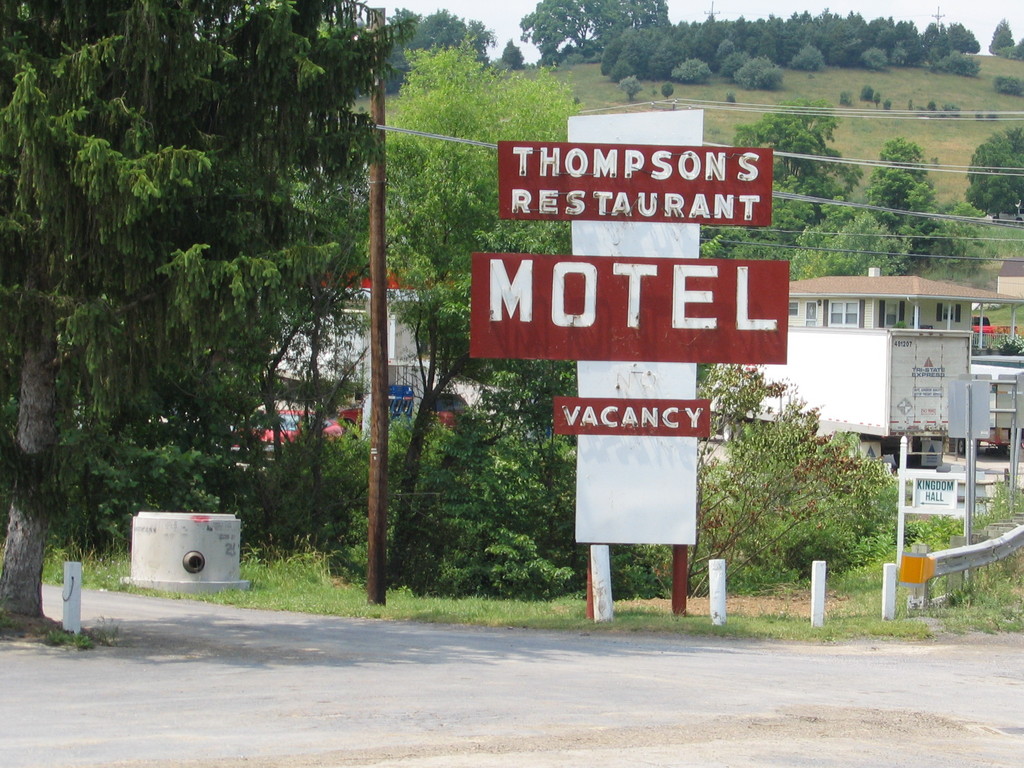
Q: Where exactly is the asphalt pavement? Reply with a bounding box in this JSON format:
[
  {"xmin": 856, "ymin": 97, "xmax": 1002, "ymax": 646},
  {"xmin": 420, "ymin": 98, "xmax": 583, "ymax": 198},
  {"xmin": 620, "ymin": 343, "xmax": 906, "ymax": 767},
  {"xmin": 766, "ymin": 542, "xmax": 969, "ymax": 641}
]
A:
[{"xmin": 0, "ymin": 586, "xmax": 1021, "ymax": 767}]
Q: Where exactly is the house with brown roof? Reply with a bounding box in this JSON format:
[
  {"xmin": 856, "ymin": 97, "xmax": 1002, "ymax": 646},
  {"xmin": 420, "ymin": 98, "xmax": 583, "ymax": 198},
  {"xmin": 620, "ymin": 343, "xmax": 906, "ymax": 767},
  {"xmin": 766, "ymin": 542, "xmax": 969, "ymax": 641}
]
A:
[{"xmin": 788, "ymin": 267, "xmax": 1024, "ymax": 338}]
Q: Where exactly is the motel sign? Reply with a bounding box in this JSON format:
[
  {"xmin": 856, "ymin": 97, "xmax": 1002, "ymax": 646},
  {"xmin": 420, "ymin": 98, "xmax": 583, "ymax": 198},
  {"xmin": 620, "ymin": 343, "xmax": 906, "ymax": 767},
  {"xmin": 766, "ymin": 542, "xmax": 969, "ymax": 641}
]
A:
[{"xmin": 470, "ymin": 253, "xmax": 789, "ymax": 364}]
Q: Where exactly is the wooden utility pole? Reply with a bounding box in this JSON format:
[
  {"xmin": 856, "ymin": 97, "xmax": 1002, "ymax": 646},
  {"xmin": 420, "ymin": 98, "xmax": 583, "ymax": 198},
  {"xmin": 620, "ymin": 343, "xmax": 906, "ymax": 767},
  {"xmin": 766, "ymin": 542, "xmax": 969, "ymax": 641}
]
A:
[{"xmin": 366, "ymin": 7, "xmax": 388, "ymax": 605}]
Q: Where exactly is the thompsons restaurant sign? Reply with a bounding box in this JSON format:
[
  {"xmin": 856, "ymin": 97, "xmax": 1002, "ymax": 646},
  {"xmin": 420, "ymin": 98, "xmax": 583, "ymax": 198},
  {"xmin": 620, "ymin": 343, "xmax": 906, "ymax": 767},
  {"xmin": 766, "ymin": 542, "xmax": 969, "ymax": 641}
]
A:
[{"xmin": 498, "ymin": 141, "xmax": 773, "ymax": 226}]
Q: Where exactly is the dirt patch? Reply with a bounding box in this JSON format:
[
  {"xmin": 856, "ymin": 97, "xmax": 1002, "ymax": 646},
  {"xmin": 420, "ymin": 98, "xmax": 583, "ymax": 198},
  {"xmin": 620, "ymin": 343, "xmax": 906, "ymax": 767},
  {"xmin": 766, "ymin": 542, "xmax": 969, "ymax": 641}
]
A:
[
  {"xmin": 0, "ymin": 612, "xmax": 62, "ymax": 643},
  {"xmin": 619, "ymin": 589, "xmax": 844, "ymax": 619}
]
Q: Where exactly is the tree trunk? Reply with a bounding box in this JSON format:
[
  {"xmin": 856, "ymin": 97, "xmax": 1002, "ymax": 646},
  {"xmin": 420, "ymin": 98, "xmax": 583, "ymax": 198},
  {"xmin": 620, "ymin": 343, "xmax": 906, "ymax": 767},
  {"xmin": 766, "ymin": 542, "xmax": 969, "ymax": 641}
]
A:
[{"xmin": 0, "ymin": 321, "xmax": 59, "ymax": 617}]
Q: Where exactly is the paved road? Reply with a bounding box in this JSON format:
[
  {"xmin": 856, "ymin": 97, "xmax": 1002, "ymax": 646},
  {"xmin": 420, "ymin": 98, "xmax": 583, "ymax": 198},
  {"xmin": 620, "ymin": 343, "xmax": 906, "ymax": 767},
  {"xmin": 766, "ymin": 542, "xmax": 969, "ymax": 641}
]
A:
[{"xmin": 0, "ymin": 587, "xmax": 1021, "ymax": 767}]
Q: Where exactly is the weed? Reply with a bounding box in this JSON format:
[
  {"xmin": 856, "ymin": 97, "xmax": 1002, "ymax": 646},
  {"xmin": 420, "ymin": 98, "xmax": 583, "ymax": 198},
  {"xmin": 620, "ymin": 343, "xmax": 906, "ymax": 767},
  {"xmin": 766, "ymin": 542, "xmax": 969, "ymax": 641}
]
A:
[{"xmin": 44, "ymin": 629, "xmax": 94, "ymax": 650}]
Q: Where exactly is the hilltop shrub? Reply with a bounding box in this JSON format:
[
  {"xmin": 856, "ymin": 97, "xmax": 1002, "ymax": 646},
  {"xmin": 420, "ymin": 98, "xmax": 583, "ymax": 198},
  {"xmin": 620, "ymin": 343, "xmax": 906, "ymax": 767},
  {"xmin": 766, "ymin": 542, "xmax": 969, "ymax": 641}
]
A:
[
  {"xmin": 733, "ymin": 57, "xmax": 783, "ymax": 90},
  {"xmin": 995, "ymin": 76, "xmax": 1024, "ymax": 96},
  {"xmin": 930, "ymin": 52, "xmax": 980, "ymax": 77},
  {"xmin": 671, "ymin": 58, "xmax": 712, "ymax": 84},
  {"xmin": 790, "ymin": 44, "xmax": 825, "ymax": 72}
]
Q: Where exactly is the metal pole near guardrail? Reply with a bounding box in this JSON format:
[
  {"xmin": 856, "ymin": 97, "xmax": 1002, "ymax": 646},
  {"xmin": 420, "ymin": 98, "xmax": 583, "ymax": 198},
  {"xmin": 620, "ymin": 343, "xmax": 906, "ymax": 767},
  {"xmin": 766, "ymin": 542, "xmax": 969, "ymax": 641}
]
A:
[{"xmin": 949, "ymin": 378, "xmax": 990, "ymax": 544}]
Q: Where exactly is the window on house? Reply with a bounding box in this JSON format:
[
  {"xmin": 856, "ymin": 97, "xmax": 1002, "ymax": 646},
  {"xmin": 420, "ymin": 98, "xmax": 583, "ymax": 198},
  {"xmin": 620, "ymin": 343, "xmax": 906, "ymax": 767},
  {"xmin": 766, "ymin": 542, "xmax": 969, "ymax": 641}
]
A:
[
  {"xmin": 879, "ymin": 299, "xmax": 905, "ymax": 328},
  {"xmin": 829, "ymin": 300, "xmax": 860, "ymax": 327},
  {"xmin": 789, "ymin": 301, "xmax": 799, "ymax": 317},
  {"xmin": 935, "ymin": 303, "xmax": 962, "ymax": 324}
]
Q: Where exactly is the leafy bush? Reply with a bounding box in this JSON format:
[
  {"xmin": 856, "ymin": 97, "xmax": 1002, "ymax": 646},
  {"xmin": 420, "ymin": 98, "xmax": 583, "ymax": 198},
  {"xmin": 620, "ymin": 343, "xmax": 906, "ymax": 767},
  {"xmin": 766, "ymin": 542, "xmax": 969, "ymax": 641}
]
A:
[
  {"xmin": 861, "ymin": 47, "xmax": 888, "ymax": 71},
  {"xmin": 693, "ymin": 366, "xmax": 896, "ymax": 593},
  {"xmin": 733, "ymin": 57, "xmax": 783, "ymax": 90},
  {"xmin": 718, "ymin": 51, "xmax": 750, "ymax": 79},
  {"xmin": 929, "ymin": 52, "xmax": 980, "ymax": 77},
  {"xmin": 994, "ymin": 76, "xmax": 1024, "ymax": 96},
  {"xmin": 998, "ymin": 335, "xmax": 1024, "ymax": 355},
  {"xmin": 790, "ymin": 44, "xmax": 825, "ymax": 72},
  {"xmin": 671, "ymin": 58, "xmax": 712, "ymax": 84},
  {"xmin": 387, "ymin": 361, "xmax": 582, "ymax": 599},
  {"xmin": 839, "ymin": 91, "xmax": 853, "ymax": 106},
  {"xmin": 860, "ymin": 85, "xmax": 875, "ymax": 102},
  {"xmin": 618, "ymin": 75, "xmax": 642, "ymax": 101},
  {"xmin": 660, "ymin": 82, "xmax": 674, "ymax": 97}
]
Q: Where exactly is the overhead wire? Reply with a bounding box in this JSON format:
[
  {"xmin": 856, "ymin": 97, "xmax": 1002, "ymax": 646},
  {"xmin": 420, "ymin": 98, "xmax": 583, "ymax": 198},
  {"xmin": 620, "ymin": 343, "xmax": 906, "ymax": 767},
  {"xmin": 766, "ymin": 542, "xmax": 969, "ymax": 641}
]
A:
[{"xmin": 376, "ymin": 120, "xmax": 1024, "ymax": 246}]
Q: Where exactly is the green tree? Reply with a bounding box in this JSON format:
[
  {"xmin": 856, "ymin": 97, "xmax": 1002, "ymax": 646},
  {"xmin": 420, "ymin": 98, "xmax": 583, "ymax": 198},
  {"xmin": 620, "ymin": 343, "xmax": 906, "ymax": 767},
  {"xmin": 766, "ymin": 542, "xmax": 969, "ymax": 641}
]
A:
[
  {"xmin": 930, "ymin": 52, "xmax": 980, "ymax": 77},
  {"xmin": 789, "ymin": 210, "xmax": 910, "ymax": 279},
  {"xmin": 990, "ymin": 19, "xmax": 1015, "ymax": 55},
  {"xmin": 385, "ymin": 47, "xmax": 576, "ymax": 586},
  {"xmin": 734, "ymin": 100, "xmax": 861, "ymax": 201},
  {"xmin": 500, "ymin": 40, "xmax": 526, "ymax": 70},
  {"xmin": 520, "ymin": 0, "xmax": 668, "ymax": 64},
  {"xmin": 387, "ymin": 9, "xmax": 494, "ymax": 91},
  {"xmin": 0, "ymin": 1, "xmax": 404, "ymax": 617},
  {"xmin": 861, "ymin": 47, "xmax": 888, "ymax": 71},
  {"xmin": 866, "ymin": 138, "xmax": 936, "ymax": 224},
  {"xmin": 410, "ymin": 10, "xmax": 494, "ymax": 62},
  {"xmin": 967, "ymin": 127, "xmax": 1024, "ymax": 214}
]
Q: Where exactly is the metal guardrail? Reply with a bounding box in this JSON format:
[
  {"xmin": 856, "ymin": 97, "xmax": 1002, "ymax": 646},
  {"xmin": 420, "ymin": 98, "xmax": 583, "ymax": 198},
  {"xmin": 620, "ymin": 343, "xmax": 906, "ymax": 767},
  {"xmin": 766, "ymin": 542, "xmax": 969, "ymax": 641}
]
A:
[{"xmin": 899, "ymin": 523, "xmax": 1024, "ymax": 586}]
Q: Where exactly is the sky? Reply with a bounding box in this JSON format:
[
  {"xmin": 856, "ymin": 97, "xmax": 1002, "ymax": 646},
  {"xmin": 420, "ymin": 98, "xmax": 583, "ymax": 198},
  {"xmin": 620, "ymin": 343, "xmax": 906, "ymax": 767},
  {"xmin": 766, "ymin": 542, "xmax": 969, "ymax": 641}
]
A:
[{"xmin": 387, "ymin": 1, "xmax": 1018, "ymax": 64}]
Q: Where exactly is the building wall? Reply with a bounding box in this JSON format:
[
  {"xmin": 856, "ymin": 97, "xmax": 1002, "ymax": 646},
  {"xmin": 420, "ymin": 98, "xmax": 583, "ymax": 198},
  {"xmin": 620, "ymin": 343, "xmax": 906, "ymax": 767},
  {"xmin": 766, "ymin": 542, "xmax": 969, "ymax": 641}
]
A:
[{"xmin": 998, "ymin": 276, "xmax": 1024, "ymax": 299}]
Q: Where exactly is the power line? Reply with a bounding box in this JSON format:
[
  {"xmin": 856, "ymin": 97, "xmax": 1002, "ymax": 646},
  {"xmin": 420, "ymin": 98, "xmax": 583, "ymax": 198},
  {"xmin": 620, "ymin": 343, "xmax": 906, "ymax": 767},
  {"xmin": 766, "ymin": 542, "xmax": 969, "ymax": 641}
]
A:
[
  {"xmin": 583, "ymin": 98, "xmax": 1024, "ymax": 122},
  {"xmin": 704, "ymin": 237, "xmax": 1017, "ymax": 264},
  {"xmin": 375, "ymin": 123, "xmax": 1024, "ymax": 232},
  {"xmin": 763, "ymin": 228, "xmax": 1024, "ymax": 243}
]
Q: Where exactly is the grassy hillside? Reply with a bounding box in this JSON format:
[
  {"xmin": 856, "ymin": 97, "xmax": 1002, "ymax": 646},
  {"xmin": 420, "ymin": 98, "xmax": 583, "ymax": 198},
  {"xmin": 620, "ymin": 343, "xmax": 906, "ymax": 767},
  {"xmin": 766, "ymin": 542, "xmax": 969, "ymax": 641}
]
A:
[{"xmin": 552, "ymin": 56, "xmax": 1024, "ymax": 206}]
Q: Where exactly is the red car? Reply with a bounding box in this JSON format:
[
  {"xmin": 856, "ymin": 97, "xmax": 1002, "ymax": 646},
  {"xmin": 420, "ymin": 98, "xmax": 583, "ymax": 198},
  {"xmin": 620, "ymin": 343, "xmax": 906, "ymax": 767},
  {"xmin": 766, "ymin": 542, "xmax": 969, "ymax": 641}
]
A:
[{"xmin": 259, "ymin": 410, "xmax": 346, "ymax": 444}]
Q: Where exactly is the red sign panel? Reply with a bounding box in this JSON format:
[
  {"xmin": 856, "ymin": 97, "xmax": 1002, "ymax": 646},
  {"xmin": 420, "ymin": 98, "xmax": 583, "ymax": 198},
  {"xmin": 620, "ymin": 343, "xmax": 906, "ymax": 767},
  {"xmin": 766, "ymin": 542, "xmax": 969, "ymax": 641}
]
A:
[
  {"xmin": 470, "ymin": 253, "xmax": 789, "ymax": 364},
  {"xmin": 554, "ymin": 397, "xmax": 711, "ymax": 437},
  {"xmin": 498, "ymin": 141, "xmax": 773, "ymax": 226}
]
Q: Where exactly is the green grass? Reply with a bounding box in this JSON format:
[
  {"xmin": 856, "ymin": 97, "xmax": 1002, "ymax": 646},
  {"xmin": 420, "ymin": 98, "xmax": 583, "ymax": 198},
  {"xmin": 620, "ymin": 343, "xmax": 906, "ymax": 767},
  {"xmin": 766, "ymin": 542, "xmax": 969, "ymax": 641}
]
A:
[
  {"xmin": 548, "ymin": 57, "xmax": 1024, "ymax": 206},
  {"xmin": 42, "ymin": 546, "xmax": 1024, "ymax": 643}
]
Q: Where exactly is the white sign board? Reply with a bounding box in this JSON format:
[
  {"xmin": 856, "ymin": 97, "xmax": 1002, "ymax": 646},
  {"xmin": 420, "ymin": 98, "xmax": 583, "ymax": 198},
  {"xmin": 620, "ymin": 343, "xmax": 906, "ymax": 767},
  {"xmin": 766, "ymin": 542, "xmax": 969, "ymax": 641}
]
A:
[
  {"xmin": 912, "ymin": 476, "xmax": 959, "ymax": 510},
  {"xmin": 571, "ymin": 111, "xmax": 702, "ymax": 545}
]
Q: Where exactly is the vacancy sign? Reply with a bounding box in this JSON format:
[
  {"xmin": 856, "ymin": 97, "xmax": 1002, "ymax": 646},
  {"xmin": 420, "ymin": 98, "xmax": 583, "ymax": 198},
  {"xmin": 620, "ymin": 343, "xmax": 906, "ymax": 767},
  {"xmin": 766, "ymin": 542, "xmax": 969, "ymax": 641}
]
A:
[
  {"xmin": 470, "ymin": 253, "xmax": 789, "ymax": 364},
  {"xmin": 498, "ymin": 141, "xmax": 773, "ymax": 226},
  {"xmin": 553, "ymin": 397, "xmax": 711, "ymax": 437}
]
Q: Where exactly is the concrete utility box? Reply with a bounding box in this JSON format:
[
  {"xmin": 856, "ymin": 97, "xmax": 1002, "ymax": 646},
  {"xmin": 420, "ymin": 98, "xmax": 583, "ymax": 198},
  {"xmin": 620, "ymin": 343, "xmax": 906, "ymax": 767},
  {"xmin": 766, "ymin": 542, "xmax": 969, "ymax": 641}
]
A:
[{"xmin": 128, "ymin": 512, "xmax": 250, "ymax": 593}]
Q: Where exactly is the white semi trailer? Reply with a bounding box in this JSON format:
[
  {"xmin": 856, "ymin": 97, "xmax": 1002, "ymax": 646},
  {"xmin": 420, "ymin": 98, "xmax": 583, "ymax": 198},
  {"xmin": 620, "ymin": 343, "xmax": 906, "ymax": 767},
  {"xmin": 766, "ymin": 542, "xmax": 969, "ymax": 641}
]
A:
[{"xmin": 761, "ymin": 328, "xmax": 972, "ymax": 462}]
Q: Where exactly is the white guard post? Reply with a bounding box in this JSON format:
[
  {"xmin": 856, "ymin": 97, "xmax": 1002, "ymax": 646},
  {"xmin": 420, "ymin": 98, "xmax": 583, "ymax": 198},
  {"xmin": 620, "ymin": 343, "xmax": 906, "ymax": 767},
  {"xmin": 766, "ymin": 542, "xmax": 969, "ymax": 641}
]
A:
[
  {"xmin": 709, "ymin": 559, "xmax": 727, "ymax": 626},
  {"xmin": 810, "ymin": 560, "xmax": 827, "ymax": 627},
  {"xmin": 62, "ymin": 561, "xmax": 82, "ymax": 635}
]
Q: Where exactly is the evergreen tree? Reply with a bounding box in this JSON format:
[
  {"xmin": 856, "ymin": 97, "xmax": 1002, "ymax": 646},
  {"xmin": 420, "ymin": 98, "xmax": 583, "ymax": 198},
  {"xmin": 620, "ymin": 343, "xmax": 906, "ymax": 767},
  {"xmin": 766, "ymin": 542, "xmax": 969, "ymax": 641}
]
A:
[
  {"xmin": 0, "ymin": 1, "xmax": 404, "ymax": 616},
  {"xmin": 990, "ymin": 19, "xmax": 1015, "ymax": 55},
  {"xmin": 501, "ymin": 40, "xmax": 526, "ymax": 70}
]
